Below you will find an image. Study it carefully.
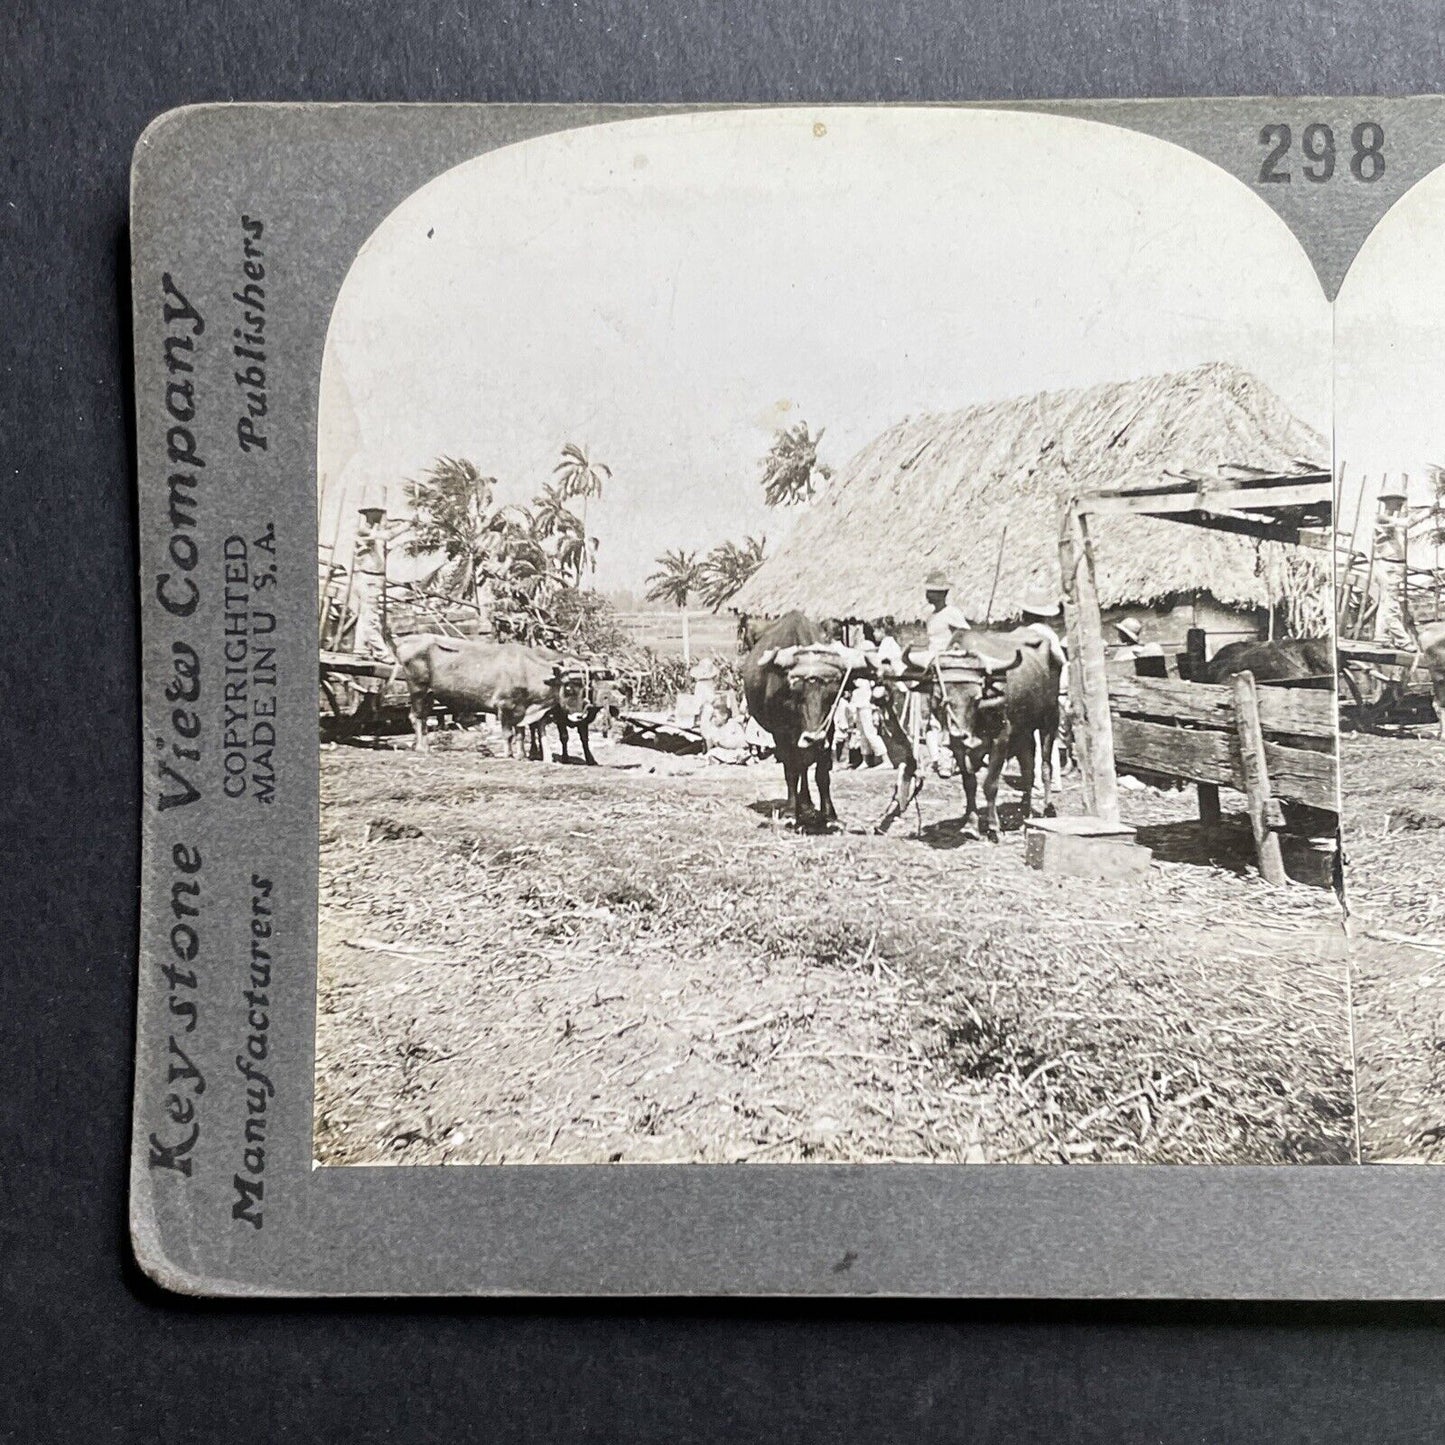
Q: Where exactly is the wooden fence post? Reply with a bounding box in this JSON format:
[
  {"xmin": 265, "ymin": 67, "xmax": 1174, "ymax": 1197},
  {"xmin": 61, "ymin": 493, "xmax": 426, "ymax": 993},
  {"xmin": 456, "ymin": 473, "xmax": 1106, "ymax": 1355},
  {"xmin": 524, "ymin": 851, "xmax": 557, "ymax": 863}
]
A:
[
  {"xmin": 1197, "ymin": 783, "xmax": 1222, "ymax": 827},
  {"xmin": 1184, "ymin": 627, "xmax": 1207, "ymax": 681},
  {"xmin": 1059, "ymin": 499, "xmax": 1119, "ymax": 824},
  {"xmin": 1230, "ymin": 670, "xmax": 1288, "ymax": 886}
]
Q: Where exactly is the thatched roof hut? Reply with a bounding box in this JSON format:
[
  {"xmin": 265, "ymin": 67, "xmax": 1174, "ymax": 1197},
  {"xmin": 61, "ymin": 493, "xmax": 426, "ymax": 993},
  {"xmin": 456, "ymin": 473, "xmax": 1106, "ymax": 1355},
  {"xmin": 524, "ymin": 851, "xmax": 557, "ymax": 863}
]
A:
[{"xmin": 733, "ymin": 362, "xmax": 1328, "ymax": 628}]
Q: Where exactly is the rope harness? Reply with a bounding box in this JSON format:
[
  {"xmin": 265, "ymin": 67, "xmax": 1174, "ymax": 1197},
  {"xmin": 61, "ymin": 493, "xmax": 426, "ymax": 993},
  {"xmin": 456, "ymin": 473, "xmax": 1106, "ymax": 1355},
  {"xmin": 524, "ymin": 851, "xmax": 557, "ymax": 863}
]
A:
[{"xmin": 926, "ymin": 650, "xmax": 1009, "ymax": 749}]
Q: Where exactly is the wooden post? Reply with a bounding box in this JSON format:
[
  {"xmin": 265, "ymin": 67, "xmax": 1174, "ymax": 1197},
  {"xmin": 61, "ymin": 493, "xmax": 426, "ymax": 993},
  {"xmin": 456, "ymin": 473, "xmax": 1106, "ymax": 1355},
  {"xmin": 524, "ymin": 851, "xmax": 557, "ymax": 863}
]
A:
[
  {"xmin": 1059, "ymin": 500, "xmax": 1120, "ymax": 823},
  {"xmin": 1197, "ymin": 783, "xmax": 1221, "ymax": 828},
  {"xmin": 1184, "ymin": 627, "xmax": 1207, "ymax": 682},
  {"xmin": 1353, "ymin": 474, "xmax": 1382, "ymax": 638},
  {"xmin": 320, "ymin": 497, "xmax": 346, "ymax": 647},
  {"xmin": 1230, "ymin": 670, "xmax": 1287, "ymax": 886},
  {"xmin": 1338, "ymin": 463, "xmax": 1366, "ymax": 639}
]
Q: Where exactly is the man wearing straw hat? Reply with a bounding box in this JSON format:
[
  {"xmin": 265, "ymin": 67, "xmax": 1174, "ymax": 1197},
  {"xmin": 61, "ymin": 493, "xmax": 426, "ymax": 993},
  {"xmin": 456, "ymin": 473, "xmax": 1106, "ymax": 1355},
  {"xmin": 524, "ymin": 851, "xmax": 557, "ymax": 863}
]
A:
[
  {"xmin": 920, "ymin": 570, "xmax": 971, "ymax": 776},
  {"xmin": 1021, "ymin": 584, "xmax": 1071, "ymax": 781},
  {"xmin": 1020, "ymin": 585, "xmax": 1068, "ymax": 667},
  {"xmin": 1111, "ymin": 616, "xmax": 1163, "ymax": 666}
]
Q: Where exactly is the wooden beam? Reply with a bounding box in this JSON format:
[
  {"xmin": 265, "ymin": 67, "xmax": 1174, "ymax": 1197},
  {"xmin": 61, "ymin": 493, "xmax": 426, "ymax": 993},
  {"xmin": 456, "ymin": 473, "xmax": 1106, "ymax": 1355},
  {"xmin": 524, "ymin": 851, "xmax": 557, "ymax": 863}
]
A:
[
  {"xmin": 1080, "ymin": 479, "xmax": 1332, "ymax": 518},
  {"xmin": 1098, "ymin": 467, "xmax": 1331, "ymax": 495},
  {"xmin": 1151, "ymin": 510, "xmax": 1311, "ymax": 546},
  {"xmin": 1080, "ymin": 471, "xmax": 1331, "ymax": 505}
]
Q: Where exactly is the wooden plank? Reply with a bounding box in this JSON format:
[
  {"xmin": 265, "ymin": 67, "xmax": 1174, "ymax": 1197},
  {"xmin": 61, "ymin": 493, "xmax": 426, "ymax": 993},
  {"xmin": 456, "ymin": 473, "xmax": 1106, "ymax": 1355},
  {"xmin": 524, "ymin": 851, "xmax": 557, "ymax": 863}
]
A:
[
  {"xmin": 1255, "ymin": 673, "xmax": 1336, "ymax": 690},
  {"xmin": 1110, "ymin": 672, "xmax": 1336, "ymax": 741},
  {"xmin": 1114, "ymin": 717, "xmax": 1336, "ymax": 808},
  {"xmin": 1261, "ymin": 741, "xmax": 1339, "ymax": 811},
  {"xmin": 1027, "ymin": 816, "xmax": 1138, "ymax": 839},
  {"xmin": 1110, "ymin": 675, "xmax": 1234, "ymax": 726},
  {"xmin": 1232, "ymin": 672, "xmax": 1288, "ymax": 886},
  {"xmin": 1253, "ymin": 686, "xmax": 1337, "ymax": 739},
  {"xmin": 1112, "ymin": 716, "xmax": 1241, "ymax": 789}
]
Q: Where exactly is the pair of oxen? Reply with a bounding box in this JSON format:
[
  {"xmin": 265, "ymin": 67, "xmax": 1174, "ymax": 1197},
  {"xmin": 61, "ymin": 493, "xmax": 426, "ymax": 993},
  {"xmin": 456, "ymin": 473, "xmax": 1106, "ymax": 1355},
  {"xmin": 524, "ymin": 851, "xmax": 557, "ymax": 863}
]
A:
[
  {"xmin": 388, "ymin": 632, "xmax": 602, "ymax": 762},
  {"xmin": 742, "ymin": 611, "xmax": 1062, "ymax": 838}
]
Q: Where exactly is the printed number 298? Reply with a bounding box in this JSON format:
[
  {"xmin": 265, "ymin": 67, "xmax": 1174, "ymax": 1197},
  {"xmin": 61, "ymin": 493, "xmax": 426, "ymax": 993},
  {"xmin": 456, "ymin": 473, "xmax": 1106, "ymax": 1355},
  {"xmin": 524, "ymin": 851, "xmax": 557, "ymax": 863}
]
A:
[{"xmin": 1258, "ymin": 122, "xmax": 1385, "ymax": 184}]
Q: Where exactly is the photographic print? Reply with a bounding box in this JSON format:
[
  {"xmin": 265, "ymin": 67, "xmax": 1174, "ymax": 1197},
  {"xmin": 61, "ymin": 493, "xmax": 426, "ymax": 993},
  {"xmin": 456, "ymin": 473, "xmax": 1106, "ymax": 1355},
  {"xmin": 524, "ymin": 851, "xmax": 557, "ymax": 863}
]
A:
[{"xmin": 311, "ymin": 109, "xmax": 1353, "ymax": 1169}]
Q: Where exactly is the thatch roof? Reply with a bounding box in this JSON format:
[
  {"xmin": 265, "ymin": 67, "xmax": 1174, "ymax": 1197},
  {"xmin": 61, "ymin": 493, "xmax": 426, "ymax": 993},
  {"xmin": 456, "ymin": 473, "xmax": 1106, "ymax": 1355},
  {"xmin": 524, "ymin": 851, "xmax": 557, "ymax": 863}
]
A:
[{"xmin": 733, "ymin": 362, "xmax": 1328, "ymax": 624}]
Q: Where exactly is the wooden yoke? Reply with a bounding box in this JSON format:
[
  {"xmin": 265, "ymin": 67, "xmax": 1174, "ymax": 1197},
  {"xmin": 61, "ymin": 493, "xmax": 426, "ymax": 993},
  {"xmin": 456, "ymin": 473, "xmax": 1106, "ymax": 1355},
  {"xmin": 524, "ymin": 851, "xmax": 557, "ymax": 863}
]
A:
[{"xmin": 1059, "ymin": 497, "xmax": 1120, "ymax": 823}]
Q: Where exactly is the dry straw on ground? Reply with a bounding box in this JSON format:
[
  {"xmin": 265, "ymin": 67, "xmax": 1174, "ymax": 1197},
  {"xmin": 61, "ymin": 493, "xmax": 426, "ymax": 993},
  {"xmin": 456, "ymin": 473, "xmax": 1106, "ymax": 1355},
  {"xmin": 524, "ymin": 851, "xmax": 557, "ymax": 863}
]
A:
[
  {"xmin": 315, "ymin": 738, "xmax": 1353, "ymax": 1168},
  {"xmin": 1342, "ymin": 730, "xmax": 1445, "ymax": 1162}
]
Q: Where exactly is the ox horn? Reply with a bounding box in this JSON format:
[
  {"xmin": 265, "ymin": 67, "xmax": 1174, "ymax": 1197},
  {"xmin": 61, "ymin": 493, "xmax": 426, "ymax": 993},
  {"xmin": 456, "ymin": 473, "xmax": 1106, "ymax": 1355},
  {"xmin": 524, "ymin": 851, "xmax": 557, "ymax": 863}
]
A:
[
  {"xmin": 987, "ymin": 648, "xmax": 1027, "ymax": 675},
  {"xmin": 771, "ymin": 646, "xmax": 799, "ymax": 668},
  {"xmin": 758, "ymin": 648, "xmax": 778, "ymax": 667}
]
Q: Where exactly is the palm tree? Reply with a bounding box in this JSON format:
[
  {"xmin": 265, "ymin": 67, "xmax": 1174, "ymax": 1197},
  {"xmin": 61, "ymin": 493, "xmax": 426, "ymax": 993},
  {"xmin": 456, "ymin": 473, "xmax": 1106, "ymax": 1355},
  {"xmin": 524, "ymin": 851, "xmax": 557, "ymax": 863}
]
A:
[
  {"xmin": 760, "ymin": 422, "xmax": 830, "ymax": 507},
  {"xmin": 553, "ymin": 522, "xmax": 587, "ymax": 586},
  {"xmin": 645, "ymin": 547, "xmax": 704, "ymax": 662},
  {"xmin": 531, "ymin": 480, "xmax": 578, "ymax": 541},
  {"xmin": 699, "ymin": 534, "xmax": 767, "ymax": 611},
  {"xmin": 402, "ymin": 456, "xmax": 502, "ymax": 618},
  {"xmin": 554, "ymin": 442, "xmax": 612, "ymax": 585},
  {"xmin": 402, "ymin": 460, "xmax": 576, "ymax": 639}
]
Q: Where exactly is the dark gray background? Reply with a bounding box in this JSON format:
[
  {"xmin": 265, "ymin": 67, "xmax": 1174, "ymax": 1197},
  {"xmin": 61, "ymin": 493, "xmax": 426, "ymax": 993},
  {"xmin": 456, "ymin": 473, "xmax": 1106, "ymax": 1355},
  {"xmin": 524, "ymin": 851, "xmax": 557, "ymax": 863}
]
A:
[{"xmin": 11, "ymin": 0, "xmax": 1445, "ymax": 1437}]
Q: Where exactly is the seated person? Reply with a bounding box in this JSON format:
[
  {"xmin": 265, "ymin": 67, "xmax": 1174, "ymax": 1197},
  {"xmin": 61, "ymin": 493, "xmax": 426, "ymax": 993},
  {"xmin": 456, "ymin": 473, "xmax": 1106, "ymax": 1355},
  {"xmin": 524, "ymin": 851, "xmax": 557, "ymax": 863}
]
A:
[
  {"xmin": 701, "ymin": 699, "xmax": 750, "ymax": 765},
  {"xmin": 862, "ymin": 618, "xmax": 907, "ymax": 676},
  {"xmin": 1111, "ymin": 617, "xmax": 1165, "ymax": 674}
]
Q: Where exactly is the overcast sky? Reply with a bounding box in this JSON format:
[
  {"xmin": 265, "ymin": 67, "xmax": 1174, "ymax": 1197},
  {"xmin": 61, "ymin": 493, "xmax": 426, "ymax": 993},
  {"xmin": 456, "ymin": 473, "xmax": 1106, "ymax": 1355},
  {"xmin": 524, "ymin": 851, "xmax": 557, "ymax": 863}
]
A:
[
  {"xmin": 1335, "ymin": 164, "xmax": 1445, "ymax": 560},
  {"xmin": 319, "ymin": 106, "xmax": 1330, "ymax": 593}
]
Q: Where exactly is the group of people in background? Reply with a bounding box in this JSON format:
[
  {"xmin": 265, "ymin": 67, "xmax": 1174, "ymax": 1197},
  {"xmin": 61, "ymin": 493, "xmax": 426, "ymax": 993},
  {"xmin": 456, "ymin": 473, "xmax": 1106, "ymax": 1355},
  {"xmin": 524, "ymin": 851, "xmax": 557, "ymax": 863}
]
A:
[{"xmin": 832, "ymin": 570, "xmax": 1075, "ymax": 779}]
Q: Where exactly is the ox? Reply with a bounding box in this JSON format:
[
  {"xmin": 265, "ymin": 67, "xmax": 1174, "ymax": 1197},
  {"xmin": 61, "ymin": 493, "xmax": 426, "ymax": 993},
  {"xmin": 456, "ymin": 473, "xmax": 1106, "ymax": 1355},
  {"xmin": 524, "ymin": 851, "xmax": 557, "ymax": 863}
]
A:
[
  {"xmin": 742, "ymin": 612, "xmax": 855, "ymax": 830},
  {"xmin": 527, "ymin": 658, "xmax": 604, "ymax": 765},
  {"xmin": 1200, "ymin": 637, "xmax": 1334, "ymax": 686},
  {"xmin": 929, "ymin": 630, "xmax": 1061, "ymax": 841},
  {"xmin": 388, "ymin": 634, "xmax": 591, "ymax": 755},
  {"xmin": 875, "ymin": 630, "xmax": 1061, "ymax": 841}
]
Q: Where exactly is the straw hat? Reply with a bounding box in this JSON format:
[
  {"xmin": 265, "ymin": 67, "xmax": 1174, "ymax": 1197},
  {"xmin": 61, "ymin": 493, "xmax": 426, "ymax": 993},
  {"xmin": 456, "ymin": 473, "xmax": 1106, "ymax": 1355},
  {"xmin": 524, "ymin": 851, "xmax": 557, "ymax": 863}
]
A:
[
  {"xmin": 1021, "ymin": 585, "xmax": 1062, "ymax": 620},
  {"xmin": 1115, "ymin": 616, "xmax": 1143, "ymax": 643},
  {"xmin": 923, "ymin": 568, "xmax": 952, "ymax": 593},
  {"xmin": 690, "ymin": 657, "xmax": 719, "ymax": 681}
]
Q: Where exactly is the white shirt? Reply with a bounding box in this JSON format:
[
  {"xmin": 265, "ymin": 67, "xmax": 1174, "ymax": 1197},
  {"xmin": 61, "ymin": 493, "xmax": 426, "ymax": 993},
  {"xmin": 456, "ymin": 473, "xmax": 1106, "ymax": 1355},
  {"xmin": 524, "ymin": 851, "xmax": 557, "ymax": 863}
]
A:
[
  {"xmin": 926, "ymin": 604, "xmax": 972, "ymax": 651},
  {"xmin": 871, "ymin": 635, "xmax": 906, "ymax": 674},
  {"xmin": 1023, "ymin": 620, "xmax": 1068, "ymax": 668}
]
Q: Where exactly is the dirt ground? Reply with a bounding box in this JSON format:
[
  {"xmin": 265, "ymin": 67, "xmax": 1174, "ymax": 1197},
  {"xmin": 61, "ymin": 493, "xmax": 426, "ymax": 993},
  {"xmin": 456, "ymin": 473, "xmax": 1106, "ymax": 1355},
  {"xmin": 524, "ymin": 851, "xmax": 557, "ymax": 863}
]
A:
[
  {"xmin": 1341, "ymin": 730, "xmax": 1445, "ymax": 1162},
  {"xmin": 315, "ymin": 726, "xmax": 1355, "ymax": 1168}
]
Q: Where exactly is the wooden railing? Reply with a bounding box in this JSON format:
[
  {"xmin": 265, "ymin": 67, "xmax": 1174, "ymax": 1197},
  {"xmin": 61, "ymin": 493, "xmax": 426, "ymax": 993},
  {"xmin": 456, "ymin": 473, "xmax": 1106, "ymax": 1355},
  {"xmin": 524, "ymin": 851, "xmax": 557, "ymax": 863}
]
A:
[{"xmin": 1108, "ymin": 672, "xmax": 1338, "ymax": 885}]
